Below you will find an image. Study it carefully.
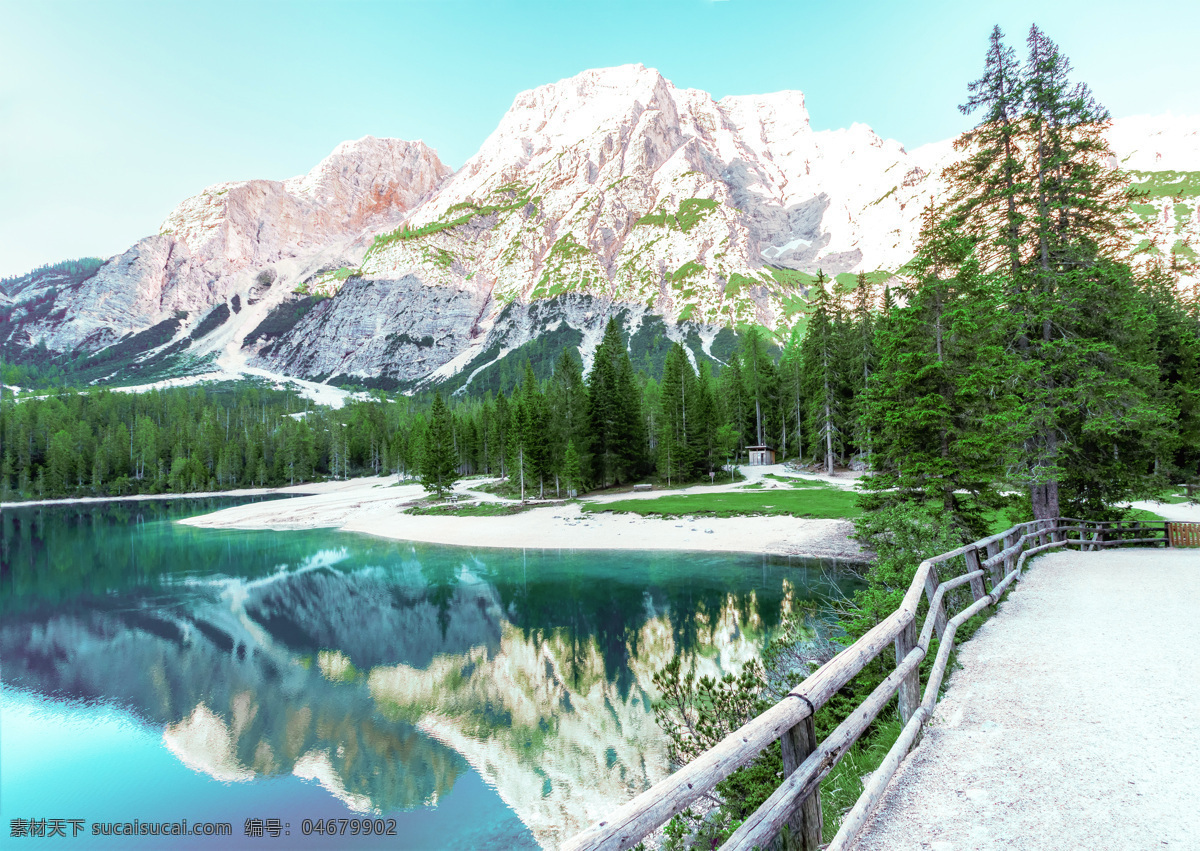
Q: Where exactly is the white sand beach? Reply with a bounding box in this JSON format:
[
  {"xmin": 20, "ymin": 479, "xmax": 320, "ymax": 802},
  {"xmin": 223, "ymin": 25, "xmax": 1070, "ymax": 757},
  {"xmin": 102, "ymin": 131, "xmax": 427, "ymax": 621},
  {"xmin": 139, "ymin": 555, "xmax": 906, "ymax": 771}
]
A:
[{"xmin": 177, "ymin": 465, "xmax": 868, "ymax": 559}]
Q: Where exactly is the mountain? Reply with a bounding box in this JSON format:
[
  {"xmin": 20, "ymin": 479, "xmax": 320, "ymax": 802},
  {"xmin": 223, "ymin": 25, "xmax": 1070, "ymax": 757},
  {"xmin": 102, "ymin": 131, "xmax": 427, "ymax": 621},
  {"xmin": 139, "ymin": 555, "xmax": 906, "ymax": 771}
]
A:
[{"xmin": 2, "ymin": 66, "xmax": 1196, "ymax": 393}]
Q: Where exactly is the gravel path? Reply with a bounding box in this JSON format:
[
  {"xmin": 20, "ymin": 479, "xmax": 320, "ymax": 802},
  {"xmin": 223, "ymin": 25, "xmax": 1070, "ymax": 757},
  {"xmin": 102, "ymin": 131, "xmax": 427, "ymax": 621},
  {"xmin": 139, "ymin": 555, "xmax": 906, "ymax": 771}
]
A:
[{"xmin": 849, "ymin": 548, "xmax": 1200, "ymax": 851}]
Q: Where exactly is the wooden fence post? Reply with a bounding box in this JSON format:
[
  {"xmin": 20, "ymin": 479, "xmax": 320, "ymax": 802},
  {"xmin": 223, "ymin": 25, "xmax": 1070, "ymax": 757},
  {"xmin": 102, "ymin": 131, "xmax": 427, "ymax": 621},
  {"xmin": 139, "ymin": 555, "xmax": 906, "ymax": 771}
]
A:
[
  {"xmin": 963, "ymin": 547, "xmax": 988, "ymax": 598},
  {"xmin": 894, "ymin": 617, "xmax": 919, "ymax": 723},
  {"xmin": 922, "ymin": 562, "xmax": 948, "ymax": 639},
  {"xmin": 986, "ymin": 538, "xmax": 1001, "ymax": 574},
  {"xmin": 781, "ymin": 716, "xmax": 823, "ymax": 851},
  {"xmin": 1004, "ymin": 530, "xmax": 1018, "ymax": 574}
]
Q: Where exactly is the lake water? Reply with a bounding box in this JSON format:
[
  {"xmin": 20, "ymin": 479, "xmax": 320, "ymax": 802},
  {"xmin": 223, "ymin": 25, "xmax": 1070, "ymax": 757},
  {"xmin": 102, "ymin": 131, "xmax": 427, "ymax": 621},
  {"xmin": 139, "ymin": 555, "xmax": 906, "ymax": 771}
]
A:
[{"xmin": 0, "ymin": 498, "xmax": 861, "ymax": 849}]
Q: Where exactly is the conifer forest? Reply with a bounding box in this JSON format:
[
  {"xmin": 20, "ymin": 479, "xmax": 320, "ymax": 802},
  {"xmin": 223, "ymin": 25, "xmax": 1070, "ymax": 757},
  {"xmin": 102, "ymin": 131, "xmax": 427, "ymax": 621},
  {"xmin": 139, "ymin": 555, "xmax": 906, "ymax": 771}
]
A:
[{"xmin": 2, "ymin": 26, "xmax": 1198, "ymax": 542}]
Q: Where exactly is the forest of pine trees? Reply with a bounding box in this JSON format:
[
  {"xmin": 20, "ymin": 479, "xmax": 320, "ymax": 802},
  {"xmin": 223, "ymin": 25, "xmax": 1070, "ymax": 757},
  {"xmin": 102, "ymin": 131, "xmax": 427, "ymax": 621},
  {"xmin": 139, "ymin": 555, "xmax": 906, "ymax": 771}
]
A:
[
  {"xmin": 1, "ymin": 27, "xmax": 1197, "ymax": 517},
  {"xmin": 0, "ymin": 314, "xmax": 802, "ymax": 501}
]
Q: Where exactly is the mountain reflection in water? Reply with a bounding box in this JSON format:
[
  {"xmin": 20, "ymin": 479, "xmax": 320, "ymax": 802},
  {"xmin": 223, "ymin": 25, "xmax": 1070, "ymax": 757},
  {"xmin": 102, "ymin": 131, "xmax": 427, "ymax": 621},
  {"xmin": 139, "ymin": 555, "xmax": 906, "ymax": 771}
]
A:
[{"xmin": 0, "ymin": 499, "xmax": 862, "ymax": 849}]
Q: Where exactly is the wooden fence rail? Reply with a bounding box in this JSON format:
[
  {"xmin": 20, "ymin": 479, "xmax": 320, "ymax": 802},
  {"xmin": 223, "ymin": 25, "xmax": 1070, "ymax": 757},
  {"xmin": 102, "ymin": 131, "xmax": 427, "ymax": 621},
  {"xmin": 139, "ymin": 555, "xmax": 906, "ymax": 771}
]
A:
[{"xmin": 562, "ymin": 517, "xmax": 1184, "ymax": 851}]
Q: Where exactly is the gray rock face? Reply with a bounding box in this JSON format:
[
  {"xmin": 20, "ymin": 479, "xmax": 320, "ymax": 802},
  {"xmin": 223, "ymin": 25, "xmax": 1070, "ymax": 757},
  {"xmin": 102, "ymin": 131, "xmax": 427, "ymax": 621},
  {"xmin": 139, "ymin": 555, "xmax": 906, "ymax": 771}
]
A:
[
  {"xmin": 2, "ymin": 66, "xmax": 1195, "ymax": 390},
  {"xmin": 249, "ymin": 273, "xmax": 494, "ymax": 383},
  {"xmin": 6, "ymin": 137, "xmax": 450, "ymax": 361}
]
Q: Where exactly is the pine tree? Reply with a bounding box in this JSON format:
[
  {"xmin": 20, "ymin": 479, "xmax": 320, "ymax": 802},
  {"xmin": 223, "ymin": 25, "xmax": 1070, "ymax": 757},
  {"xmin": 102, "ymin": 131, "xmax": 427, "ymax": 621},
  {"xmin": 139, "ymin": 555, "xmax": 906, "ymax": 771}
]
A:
[
  {"xmin": 493, "ymin": 392, "xmax": 510, "ymax": 478},
  {"xmin": 799, "ymin": 271, "xmax": 845, "ymax": 473},
  {"xmin": 858, "ymin": 205, "xmax": 1019, "ymax": 536},
  {"xmin": 562, "ymin": 439, "xmax": 583, "ymax": 497},
  {"xmin": 1142, "ymin": 264, "xmax": 1200, "ymax": 483},
  {"xmin": 692, "ymin": 362, "xmax": 719, "ymax": 475},
  {"xmin": 658, "ymin": 343, "xmax": 698, "ymax": 485},
  {"xmin": 719, "ymin": 352, "xmax": 748, "ymax": 460},
  {"xmin": 587, "ymin": 318, "xmax": 645, "ymax": 486},
  {"xmin": 738, "ymin": 326, "xmax": 778, "ymax": 449},
  {"xmin": 516, "ymin": 361, "xmax": 551, "ymax": 497},
  {"xmin": 847, "ymin": 272, "xmax": 878, "ymax": 464},
  {"xmin": 614, "ymin": 349, "xmax": 648, "ymax": 480},
  {"xmin": 420, "ymin": 393, "xmax": 459, "ymax": 498},
  {"xmin": 943, "ymin": 23, "xmax": 1170, "ymax": 518},
  {"xmin": 1016, "ymin": 27, "xmax": 1163, "ymax": 517},
  {"xmin": 587, "ymin": 320, "xmax": 621, "ymax": 487},
  {"xmin": 777, "ymin": 322, "xmax": 805, "ymax": 461},
  {"xmin": 547, "ymin": 349, "xmax": 590, "ymax": 493},
  {"xmin": 956, "ymin": 24, "xmax": 1027, "ymax": 277}
]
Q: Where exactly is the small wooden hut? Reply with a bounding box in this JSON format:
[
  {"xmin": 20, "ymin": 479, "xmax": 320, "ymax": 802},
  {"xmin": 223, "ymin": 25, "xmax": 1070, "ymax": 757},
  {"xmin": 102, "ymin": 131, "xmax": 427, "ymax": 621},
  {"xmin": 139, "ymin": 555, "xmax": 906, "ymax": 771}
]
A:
[{"xmin": 746, "ymin": 445, "xmax": 776, "ymax": 465}]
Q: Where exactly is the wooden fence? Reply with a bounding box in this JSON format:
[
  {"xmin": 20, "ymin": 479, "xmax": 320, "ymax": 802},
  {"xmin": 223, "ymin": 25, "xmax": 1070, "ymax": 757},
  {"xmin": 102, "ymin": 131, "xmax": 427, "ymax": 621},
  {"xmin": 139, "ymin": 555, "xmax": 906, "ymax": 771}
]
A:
[
  {"xmin": 1168, "ymin": 522, "xmax": 1200, "ymax": 547},
  {"xmin": 563, "ymin": 517, "xmax": 1186, "ymax": 851}
]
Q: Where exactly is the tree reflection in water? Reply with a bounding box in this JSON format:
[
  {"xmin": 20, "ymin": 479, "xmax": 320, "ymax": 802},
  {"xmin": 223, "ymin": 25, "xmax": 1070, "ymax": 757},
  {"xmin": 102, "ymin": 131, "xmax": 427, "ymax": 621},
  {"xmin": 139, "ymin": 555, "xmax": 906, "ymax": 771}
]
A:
[{"xmin": 1, "ymin": 500, "xmax": 861, "ymax": 847}]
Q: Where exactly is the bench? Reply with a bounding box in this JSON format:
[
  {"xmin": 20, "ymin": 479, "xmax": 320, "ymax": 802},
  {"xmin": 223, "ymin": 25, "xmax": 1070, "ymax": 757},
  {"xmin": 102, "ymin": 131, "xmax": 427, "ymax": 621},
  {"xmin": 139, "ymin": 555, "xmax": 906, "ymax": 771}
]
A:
[{"xmin": 632, "ymin": 483, "xmax": 652, "ymax": 492}]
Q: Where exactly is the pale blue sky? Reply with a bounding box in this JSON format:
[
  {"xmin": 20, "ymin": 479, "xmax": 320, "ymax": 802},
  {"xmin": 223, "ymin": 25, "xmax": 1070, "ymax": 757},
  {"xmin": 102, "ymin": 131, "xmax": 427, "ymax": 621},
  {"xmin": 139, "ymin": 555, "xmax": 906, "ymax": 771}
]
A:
[{"xmin": 1, "ymin": 0, "xmax": 1196, "ymax": 278}]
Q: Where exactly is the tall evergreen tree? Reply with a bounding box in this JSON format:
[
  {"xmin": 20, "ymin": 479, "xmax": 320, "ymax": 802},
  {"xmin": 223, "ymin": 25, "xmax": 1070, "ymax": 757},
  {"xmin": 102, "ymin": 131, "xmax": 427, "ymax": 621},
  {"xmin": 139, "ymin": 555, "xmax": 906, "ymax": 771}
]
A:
[
  {"xmin": 859, "ymin": 205, "xmax": 1019, "ymax": 536},
  {"xmin": 945, "ymin": 23, "xmax": 1170, "ymax": 518},
  {"xmin": 517, "ymin": 361, "xmax": 551, "ymax": 497},
  {"xmin": 420, "ymin": 393, "xmax": 459, "ymax": 498},
  {"xmin": 587, "ymin": 318, "xmax": 645, "ymax": 486},
  {"xmin": 956, "ymin": 24, "xmax": 1027, "ymax": 277},
  {"xmin": 777, "ymin": 321, "xmax": 805, "ymax": 461},
  {"xmin": 719, "ymin": 353, "xmax": 749, "ymax": 460},
  {"xmin": 614, "ymin": 348, "xmax": 648, "ymax": 480},
  {"xmin": 562, "ymin": 439, "xmax": 583, "ymax": 497},
  {"xmin": 1142, "ymin": 264, "xmax": 1200, "ymax": 483},
  {"xmin": 738, "ymin": 326, "xmax": 778, "ymax": 448},
  {"xmin": 547, "ymin": 349, "xmax": 590, "ymax": 493},
  {"xmin": 799, "ymin": 271, "xmax": 845, "ymax": 473},
  {"xmin": 847, "ymin": 272, "xmax": 879, "ymax": 464},
  {"xmin": 1019, "ymin": 27, "xmax": 1163, "ymax": 516},
  {"xmin": 658, "ymin": 343, "xmax": 699, "ymax": 485},
  {"xmin": 692, "ymin": 362, "xmax": 719, "ymax": 475}
]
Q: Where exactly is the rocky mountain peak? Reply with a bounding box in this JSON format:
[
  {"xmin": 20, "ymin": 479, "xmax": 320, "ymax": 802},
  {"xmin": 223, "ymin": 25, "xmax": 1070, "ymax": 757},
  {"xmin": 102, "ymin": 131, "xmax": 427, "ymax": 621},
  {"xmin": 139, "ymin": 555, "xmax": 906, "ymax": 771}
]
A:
[
  {"xmin": 282, "ymin": 136, "xmax": 451, "ymax": 222},
  {"xmin": 160, "ymin": 136, "xmax": 449, "ymax": 262},
  {"xmin": 3, "ymin": 66, "xmax": 1195, "ymax": 397}
]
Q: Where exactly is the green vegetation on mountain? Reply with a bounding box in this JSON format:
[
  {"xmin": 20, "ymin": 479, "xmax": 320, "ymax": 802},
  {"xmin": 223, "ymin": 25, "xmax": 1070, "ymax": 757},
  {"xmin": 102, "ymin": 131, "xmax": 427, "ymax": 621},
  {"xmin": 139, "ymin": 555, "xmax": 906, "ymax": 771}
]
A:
[
  {"xmin": 635, "ymin": 197, "xmax": 720, "ymax": 232},
  {"xmin": 530, "ymin": 233, "xmax": 600, "ymax": 299},
  {"xmin": 0, "ymin": 257, "xmax": 105, "ymax": 297},
  {"xmin": 189, "ymin": 303, "xmax": 231, "ymax": 340},
  {"xmin": 365, "ymin": 183, "xmax": 539, "ymax": 258},
  {"xmin": 244, "ymin": 296, "xmax": 324, "ymax": 350},
  {"xmin": 1128, "ymin": 169, "xmax": 1200, "ymax": 199}
]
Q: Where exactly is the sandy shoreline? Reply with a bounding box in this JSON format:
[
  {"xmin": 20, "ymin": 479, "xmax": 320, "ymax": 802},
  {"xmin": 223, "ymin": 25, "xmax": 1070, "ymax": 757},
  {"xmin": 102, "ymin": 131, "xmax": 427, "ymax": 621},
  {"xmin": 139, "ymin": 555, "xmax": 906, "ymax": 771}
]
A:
[
  {"xmin": 0, "ymin": 476, "xmax": 394, "ymax": 509},
  {"xmin": 15, "ymin": 470, "xmax": 1195, "ymax": 559},
  {"xmin": 168, "ymin": 467, "xmax": 870, "ymax": 559}
]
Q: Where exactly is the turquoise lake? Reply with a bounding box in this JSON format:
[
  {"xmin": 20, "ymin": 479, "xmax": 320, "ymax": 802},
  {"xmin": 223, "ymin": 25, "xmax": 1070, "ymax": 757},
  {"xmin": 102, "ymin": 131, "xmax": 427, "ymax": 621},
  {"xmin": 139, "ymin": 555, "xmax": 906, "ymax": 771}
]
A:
[{"xmin": 0, "ymin": 498, "xmax": 861, "ymax": 849}]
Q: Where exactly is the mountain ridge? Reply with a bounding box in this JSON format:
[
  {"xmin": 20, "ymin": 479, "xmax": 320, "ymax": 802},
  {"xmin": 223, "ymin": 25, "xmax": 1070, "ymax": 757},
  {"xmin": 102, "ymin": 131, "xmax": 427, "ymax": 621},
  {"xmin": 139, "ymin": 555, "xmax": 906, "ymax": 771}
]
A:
[{"xmin": 2, "ymin": 65, "xmax": 1196, "ymax": 392}]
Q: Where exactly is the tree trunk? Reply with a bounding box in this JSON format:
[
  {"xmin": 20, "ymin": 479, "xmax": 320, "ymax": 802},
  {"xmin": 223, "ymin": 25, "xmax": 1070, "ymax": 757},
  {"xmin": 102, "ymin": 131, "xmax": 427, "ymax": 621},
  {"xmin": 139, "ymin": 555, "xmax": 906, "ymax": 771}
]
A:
[{"xmin": 824, "ymin": 400, "xmax": 834, "ymax": 475}]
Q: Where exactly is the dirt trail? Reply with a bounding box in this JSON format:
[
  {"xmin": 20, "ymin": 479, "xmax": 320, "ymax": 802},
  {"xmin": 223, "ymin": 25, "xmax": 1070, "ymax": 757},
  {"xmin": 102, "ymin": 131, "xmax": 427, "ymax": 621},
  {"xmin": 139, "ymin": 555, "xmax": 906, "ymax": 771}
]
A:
[{"xmin": 849, "ymin": 548, "xmax": 1200, "ymax": 851}]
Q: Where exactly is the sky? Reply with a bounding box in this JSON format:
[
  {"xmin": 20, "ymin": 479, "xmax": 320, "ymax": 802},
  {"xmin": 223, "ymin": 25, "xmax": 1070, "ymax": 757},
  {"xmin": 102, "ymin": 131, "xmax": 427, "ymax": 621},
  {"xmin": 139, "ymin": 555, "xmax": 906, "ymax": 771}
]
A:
[{"xmin": 1, "ymin": 0, "xmax": 1197, "ymax": 279}]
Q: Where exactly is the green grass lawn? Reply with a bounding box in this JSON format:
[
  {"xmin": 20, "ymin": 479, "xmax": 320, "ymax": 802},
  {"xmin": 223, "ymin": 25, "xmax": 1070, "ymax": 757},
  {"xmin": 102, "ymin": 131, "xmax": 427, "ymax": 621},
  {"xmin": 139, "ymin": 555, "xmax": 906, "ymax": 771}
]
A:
[
  {"xmin": 581, "ymin": 485, "xmax": 860, "ymax": 519},
  {"xmin": 1122, "ymin": 507, "xmax": 1168, "ymax": 523},
  {"xmin": 1152, "ymin": 490, "xmax": 1195, "ymax": 505}
]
